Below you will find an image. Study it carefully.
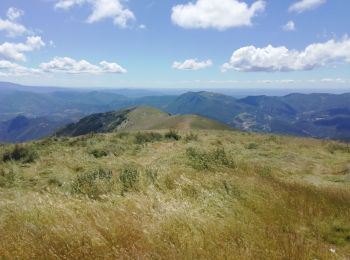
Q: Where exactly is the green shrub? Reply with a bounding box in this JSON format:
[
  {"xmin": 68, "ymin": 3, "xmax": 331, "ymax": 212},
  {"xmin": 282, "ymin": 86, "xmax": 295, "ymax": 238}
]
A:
[
  {"xmin": 48, "ymin": 177, "xmax": 63, "ymax": 187},
  {"xmin": 258, "ymin": 166, "xmax": 272, "ymax": 178},
  {"xmin": 186, "ymin": 147, "xmax": 235, "ymax": 171},
  {"xmin": 116, "ymin": 132, "xmax": 130, "ymax": 139},
  {"xmin": 2, "ymin": 144, "xmax": 38, "ymax": 163},
  {"xmin": 181, "ymin": 184, "xmax": 198, "ymax": 198},
  {"xmin": 186, "ymin": 147, "xmax": 209, "ymax": 170},
  {"xmin": 267, "ymin": 135, "xmax": 281, "ymax": 144},
  {"xmin": 223, "ymin": 181, "xmax": 241, "ymax": 198},
  {"xmin": 323, "ymin": 225, "xmax": 350, "ymax": 246},
  {"xmin": 326, "ymin": 143, "xmax": 350, "ymax": 154},
  {"xmin": 145, "ymin": 167, "xmax": 158, "ymax": 184},
  {"xmin": 71, "ymin": 168, "xmax": 113, "ymax": 199},
  {"xmin": 163, "ymin": 174, "xmax": 176, "ymax": 190},
  {"xmin": 89, "ymin": 149, "xmax": 108, "ymax": 158},
  {"xmin": 184, "ymin": 132, "xmax": 198, "ymax": 142},
  {"xmin": 164, "ymin": 129, "xmax": 181, "ymax": 141},
  {"xmin": 246, "ymin": 143, "xmax": 258, "ymax": 149},
  {"xmin": 0, "ymin": 168, "xmax": 16, "ymax": 188},
  {"xmin": 120, "ymin": 164, "xmax": 139, "ymax": 192},
  {"xmin": 134, "ymin": 132, "xmax": 163, "ymax": 144}
]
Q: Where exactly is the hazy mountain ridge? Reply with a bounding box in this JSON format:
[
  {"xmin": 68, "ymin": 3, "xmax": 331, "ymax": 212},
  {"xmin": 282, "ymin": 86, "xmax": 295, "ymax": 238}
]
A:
[
  {"xmin": 0, "ymin": 115, "xmax": 71, "ymax": 143},
  {"xmin": 1, "ymin": 82, "xmax": 349, "ymax": 142},
  {"xmin": 165, "ymin": 91, "xmax": 350, "ymax": 140}
]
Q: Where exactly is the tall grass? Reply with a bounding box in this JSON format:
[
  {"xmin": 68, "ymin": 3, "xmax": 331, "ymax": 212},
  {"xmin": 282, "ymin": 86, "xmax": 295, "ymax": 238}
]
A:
[{"xmin": 0, "ymin": 130, "xmax": 349, "ymax": 259}]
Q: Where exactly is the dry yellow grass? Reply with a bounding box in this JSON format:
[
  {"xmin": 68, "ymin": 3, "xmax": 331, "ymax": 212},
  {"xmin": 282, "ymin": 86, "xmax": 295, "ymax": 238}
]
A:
[{"xmin": 0, "ymin": 130, "xmax": 349, "ymax": 259}]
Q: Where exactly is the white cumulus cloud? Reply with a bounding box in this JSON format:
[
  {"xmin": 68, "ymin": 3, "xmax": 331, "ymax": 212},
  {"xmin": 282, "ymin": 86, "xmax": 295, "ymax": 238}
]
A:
[
  {"xmin": 40, "ymin": 57, "xmax": 127, "ymax": 74},
  {"xmin": 55, "ymin": 0, "xmax": 135, "ymax": 28},
  {"xmin": 0, "ymin": 36, "xmax": 45, "ymax": 62},
  {"xmin": 0, "ymin": 7, "xmax": 28, "ymax": 37},
  {"xmin": 289, "ymin": 0, "xmax": 326, "ymax": 13},
  {"xmin": 99, "ymin": 60, "xmax": 127, "ymax": 73},
  {"xmin": 222, "ymin": 37, "xmax": 350, "ymax": 72},
  {"xmin": 0, "ymin": 60, "xmax": 41, "ymax": 76},
  {"xmin": 172, "ymin": 59, "xmax": 213, "ymax": 70},
  {"xmin": 171, "ymin": 0, "xmax": 265, "ymax": 30},
  {"xmin": 283, "ymin": 21, "xmax": 296, "ymax": 31}
]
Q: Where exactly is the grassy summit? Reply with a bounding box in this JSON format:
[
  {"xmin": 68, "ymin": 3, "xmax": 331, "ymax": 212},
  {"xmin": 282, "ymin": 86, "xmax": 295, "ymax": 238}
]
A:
[
  {"xmin": 0, "ymin": 129, "xmax": 349, "ymax": 258},
  {"xmin": 56, "ymin": 106, "xmax": 231, "ymax": 137}
]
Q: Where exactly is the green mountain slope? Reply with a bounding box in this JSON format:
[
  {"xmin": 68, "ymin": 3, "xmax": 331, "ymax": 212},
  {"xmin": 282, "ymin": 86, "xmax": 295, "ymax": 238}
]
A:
[{"xmin": 56, "ymin": 106, "xmax": 231, "ymax": 137}]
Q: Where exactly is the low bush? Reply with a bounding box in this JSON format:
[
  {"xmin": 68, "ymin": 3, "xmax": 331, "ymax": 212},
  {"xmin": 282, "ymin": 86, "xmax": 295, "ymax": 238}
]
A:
[
  {"xmin": 184, "ymin": 132, "xmax": 198, "ymax": 142},
  {"xmin": 120, "ymin": 164, "xmax": 140, "ymax": 193},
  {"xmin": 48, "ymin": 177, "xmax": 63, "ymax": 187},
  {"xmin": 2, "ymin": 144, "xmax": 38, "ymax": 163},
  {"xmin": 0, "ymin": 168, "xmax": 16, "ymax": 188},
  {"xmin": 323, "ymin": 224, "xmax": 350, "ymax": 246},
  {"xmin": 89, "ymin": 149, "xmax": 108, "ymax": 158},
  {"xmin": 326, "ymin": 142, "xmax": 350, "ymax": 154},
  {"xmin": 258, "ymin": 166, "xmax": 272, "ymax": 178},
  {"xmin": 134, "ymin": 132, "xmax": 163, "ymax": 144},
  {"xmin": 266, "ymin": 135, "xmax": 281, "ymax": 144},
  {"xmin": 145, "ymin": 167, "xmax": 158, "ymax": 184},
  {"xmin": 246, "ymin": 143, "xmax": 258, "ymax": 149},
  {"xmin": 71, "ymin": 168, "xmax": 113, "ymax": 199},
  {"xmin": 164, "ymin": 129, "xmax": 181, "ymax": 141},
  {"xmin": 186, "ymin": 147, "xmax": 235, "ymax": 170}
]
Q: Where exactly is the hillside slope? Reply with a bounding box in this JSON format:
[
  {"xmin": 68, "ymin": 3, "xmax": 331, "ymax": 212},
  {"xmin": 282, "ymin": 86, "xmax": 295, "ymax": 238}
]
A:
[
  {"xmin": 56, "ymin": 106, "xmax": 231, "ymax": 137},
  {"xmin": 0, "ymin": 130, "xmax": 349, "ymax": 258}
]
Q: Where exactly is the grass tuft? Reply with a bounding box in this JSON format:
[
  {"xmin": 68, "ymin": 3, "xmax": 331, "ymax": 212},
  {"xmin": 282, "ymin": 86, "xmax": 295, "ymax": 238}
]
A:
[
  {"xmin": 71, "ymin": 168, "xmax": 113, "ymax": 199},
  {"xmin": 2, "ymin": 144, "xmax": 38, "ymax": 163},
  {"xmin": 186, "ymin": 147, "xmax": 235, "ymax": 170},
  {"xmin": 164, "ymin": 129, "xmax": 181, "ymax": 141},
  {"xmin": 134, "ymin": 132, "xmax": 163, "ymax": 144},
  {"xmin": 120, "ymin": 164, "xmax": 140, "ymax": 193}
]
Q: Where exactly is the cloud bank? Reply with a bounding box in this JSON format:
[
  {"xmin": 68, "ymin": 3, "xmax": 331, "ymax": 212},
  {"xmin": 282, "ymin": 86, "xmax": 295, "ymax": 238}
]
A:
[{"xmin": 40, "ymin": 57, "xmax": 127, "ymax": 74}]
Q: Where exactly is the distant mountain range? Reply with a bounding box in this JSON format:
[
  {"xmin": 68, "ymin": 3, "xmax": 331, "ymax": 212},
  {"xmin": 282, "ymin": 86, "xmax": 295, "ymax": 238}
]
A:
[
  {"xmin": 166, "ymin": 92, "xmax": 350, "ymax": 140},
  {"xmin": 0, "ymin": 82, "xmax": 349, "ymax": 142}
]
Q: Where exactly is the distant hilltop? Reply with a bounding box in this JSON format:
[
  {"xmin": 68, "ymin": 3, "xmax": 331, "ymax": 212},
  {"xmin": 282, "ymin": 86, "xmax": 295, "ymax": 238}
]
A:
[{"xmin": 56, "ymin": 106, "xmax": 231, "ymax": 137}]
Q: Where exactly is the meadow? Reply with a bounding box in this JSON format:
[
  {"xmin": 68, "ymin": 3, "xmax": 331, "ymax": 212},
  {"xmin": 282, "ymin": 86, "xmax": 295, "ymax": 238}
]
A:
[{"xmin": 0, "ymin": 130, "xmax": 349, "ymax": 259}]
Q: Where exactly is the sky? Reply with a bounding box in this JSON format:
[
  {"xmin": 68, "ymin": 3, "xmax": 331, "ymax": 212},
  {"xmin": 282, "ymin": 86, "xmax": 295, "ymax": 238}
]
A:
[{"xmin": 0, "ymin": 0, "xmax": 349, "ymax": 89}]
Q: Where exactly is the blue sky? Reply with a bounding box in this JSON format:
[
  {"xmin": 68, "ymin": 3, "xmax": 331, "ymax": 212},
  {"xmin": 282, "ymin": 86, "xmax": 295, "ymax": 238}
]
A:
[{"xmin": 0, "ymin": 0, "xmax": 349, "ymax": 89}]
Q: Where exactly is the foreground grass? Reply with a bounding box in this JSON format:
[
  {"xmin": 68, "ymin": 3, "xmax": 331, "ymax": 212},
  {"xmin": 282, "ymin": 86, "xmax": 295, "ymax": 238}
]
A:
[{"xmin": 0, "ymin": 130, "xmax": 349, "ymax": 259}]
